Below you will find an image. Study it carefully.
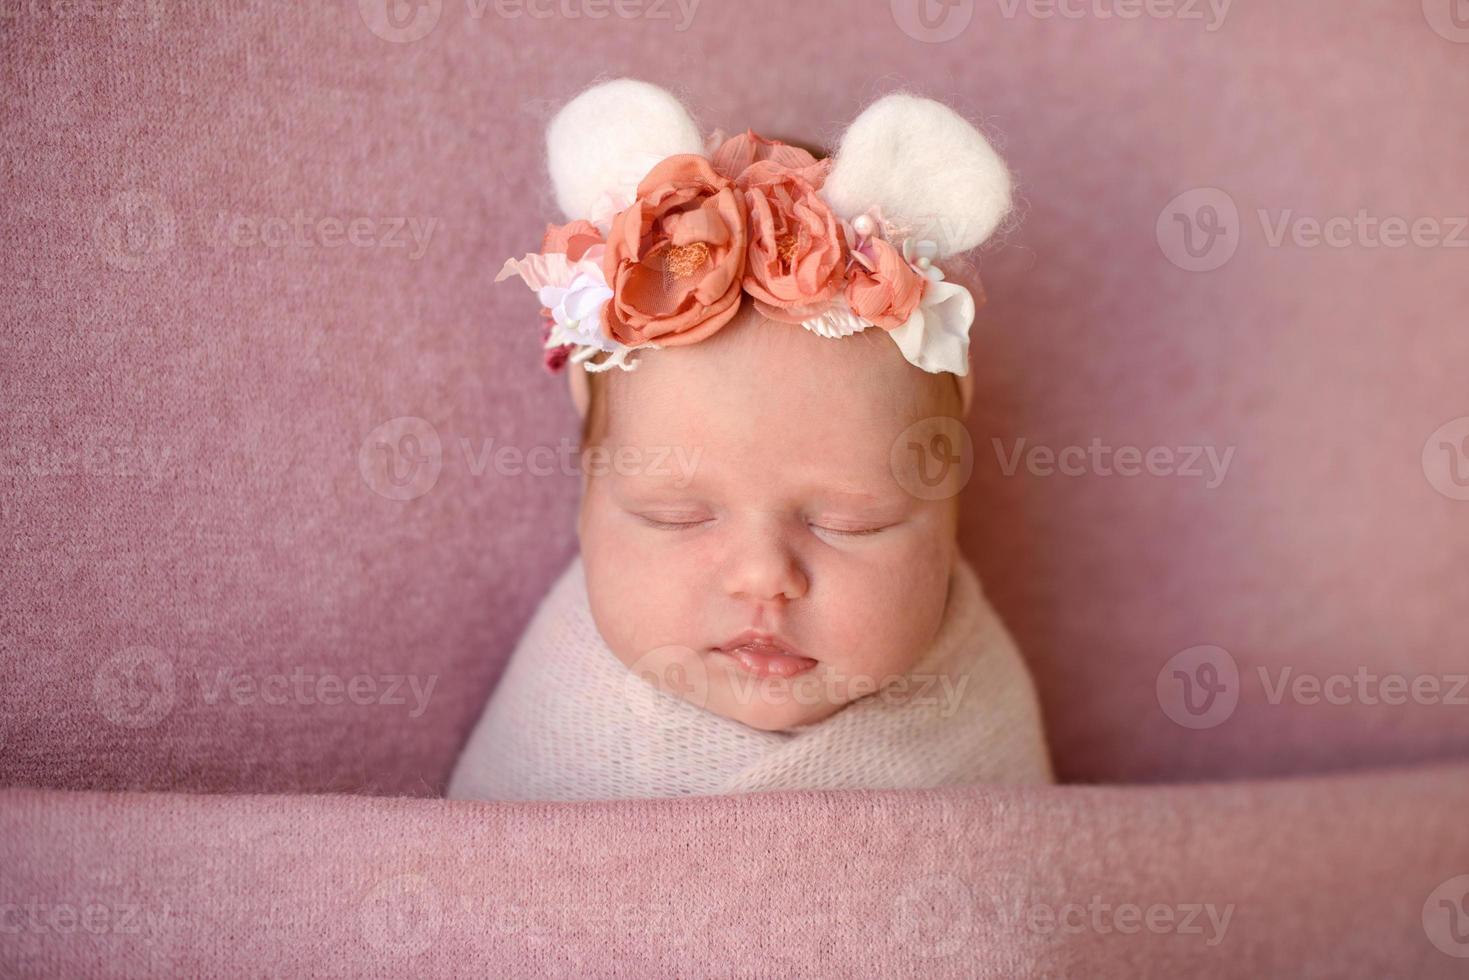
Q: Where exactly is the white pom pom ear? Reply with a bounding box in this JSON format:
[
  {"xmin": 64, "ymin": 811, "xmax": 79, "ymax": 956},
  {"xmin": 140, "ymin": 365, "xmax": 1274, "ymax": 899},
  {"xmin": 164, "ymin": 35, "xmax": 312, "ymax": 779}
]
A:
[
  {"xmin": 547, "ymin": 79, "xmax": 705, "ymax": 221},
  {"xmin": 823, "ymin": 94, "xmax": 1013, "ymax": 258}
]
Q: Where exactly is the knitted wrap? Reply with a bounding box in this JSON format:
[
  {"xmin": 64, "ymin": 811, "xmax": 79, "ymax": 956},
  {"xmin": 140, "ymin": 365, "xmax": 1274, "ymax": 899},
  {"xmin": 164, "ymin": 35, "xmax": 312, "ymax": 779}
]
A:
[{"xmin": 448, "ymin": 552, "xmax": 1054, "ymax": 801}]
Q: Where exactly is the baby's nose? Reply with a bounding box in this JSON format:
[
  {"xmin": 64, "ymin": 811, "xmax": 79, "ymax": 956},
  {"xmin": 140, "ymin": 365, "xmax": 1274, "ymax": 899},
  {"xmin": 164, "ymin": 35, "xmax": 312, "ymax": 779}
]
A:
[{"xmin": 722, "ymin": 530, "xmax": 809, "ymax": 604}]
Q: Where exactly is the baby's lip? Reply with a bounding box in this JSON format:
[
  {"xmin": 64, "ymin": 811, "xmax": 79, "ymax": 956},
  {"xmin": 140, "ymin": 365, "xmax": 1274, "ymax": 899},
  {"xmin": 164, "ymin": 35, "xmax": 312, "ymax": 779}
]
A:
[
  {"xmin": 712, "ymin": 630, "xmax": 818, "ymax": 678},
  {"xmin": 714, "ymin": 629, "xmax": 805, "ymax": 658}
]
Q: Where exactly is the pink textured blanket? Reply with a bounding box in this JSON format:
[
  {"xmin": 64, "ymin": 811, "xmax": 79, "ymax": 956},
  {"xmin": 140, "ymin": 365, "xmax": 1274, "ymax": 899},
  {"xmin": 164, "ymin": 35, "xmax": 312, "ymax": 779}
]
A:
[{"xmin": 4, "ymin": 763, "xmax": 1468, "ymax": 977}]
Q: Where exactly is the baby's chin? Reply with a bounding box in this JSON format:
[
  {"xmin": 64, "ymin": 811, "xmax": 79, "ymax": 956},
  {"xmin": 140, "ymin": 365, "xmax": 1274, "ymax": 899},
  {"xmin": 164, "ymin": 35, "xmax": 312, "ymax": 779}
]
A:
[
  {"xmin": 619, "ymin": 641, "xmax": 882, "ymax": 732},
  {"xmin": 701, "ymin": 659, "xmax": 853, "ymax": 732}
]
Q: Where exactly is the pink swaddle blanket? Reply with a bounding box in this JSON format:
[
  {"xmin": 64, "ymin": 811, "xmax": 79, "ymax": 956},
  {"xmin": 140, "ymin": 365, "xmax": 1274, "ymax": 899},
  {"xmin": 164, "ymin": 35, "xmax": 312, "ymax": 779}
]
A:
[{"xmin": 448, "ymin": 553, "xmax": 1054, "ymax": 801}]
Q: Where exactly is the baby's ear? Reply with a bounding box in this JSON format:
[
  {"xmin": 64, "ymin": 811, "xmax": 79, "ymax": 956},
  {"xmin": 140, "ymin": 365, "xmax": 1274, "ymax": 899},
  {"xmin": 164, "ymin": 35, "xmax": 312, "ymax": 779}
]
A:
[
  {"xmin": 547, "ymin": 78, "xmax": 705, "ymax": 221},
  {"xmin": 566, "ymin": 362, "xmax": 590, "ymax": 421},
  {"xmin": 823, "ymin": 94, "xmax": 1013, "ymax": 258}
]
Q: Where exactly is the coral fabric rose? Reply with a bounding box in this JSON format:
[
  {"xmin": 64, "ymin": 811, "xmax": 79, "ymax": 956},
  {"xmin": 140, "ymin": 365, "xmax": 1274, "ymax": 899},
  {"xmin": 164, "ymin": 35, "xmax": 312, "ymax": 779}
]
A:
[
  {"xmin": 541, "ymin": 219, "xmax": 603, "ymax": 262},
  {"xmin": 737, "ymin": 159, "xmax": 847, "ymax": 323},
  {"xmin": 709, "ymin": 129, "xmax": 820, "ymax": 180},
  {"xmin": 601, "ymin": 155, "xmax": 748, "ymax": 348},
  {"xmin": 845, "ymin": 236, "xmax": 927, "ymax": 330}
]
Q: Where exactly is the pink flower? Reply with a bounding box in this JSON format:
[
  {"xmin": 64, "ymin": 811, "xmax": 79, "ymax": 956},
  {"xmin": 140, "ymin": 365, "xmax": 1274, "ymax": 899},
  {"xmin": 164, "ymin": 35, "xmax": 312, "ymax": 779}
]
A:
[
  {"xmin": 736, "ymin": 159, "xmax": 848, "ymax": 323},
  {"xmin": 537, "ymin": 313, "xmax": 573, "ymax": 373},
  {"xmin": 709, "ymin": 129, "xmax": 820, "ymax": 181},
  {"xmin": 601, "ymin": 155, "xmax": 748, "ymax": 348},
  {"xmin": 845, "ymin": 236, "xmax": 926, "ymax": 330},
  {"xmin": 540, "ymin": 219, "xmax": 602, "ymax": 262}
]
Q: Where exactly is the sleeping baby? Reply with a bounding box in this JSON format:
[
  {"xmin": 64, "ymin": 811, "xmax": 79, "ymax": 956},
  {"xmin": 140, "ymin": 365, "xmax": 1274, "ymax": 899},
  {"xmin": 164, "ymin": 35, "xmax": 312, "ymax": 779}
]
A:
[{"xmin": 448, "ymin": 79, "xmax": 1053, "ymax": 801}]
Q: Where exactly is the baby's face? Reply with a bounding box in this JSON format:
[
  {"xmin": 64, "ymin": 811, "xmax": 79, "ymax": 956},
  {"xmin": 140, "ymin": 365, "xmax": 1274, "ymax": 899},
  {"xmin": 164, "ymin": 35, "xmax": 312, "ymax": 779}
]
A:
[{"xmin": 577, "ymin": 312, "xmax": 963, "ymax": 731}]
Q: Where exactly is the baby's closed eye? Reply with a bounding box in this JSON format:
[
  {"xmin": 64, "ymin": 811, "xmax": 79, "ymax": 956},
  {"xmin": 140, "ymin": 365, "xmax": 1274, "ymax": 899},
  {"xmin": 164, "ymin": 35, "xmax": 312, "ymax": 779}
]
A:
[
  {"xmin": 807, "ymin": 519, "xmax": 898, "ymax": 536},
  {"xmin": 630, "ymin": 508, "xmax": 905, "ymax": 538},
  {"xmin": 636, "ymin": 513, "xmax": 713, "ymax": 531}
]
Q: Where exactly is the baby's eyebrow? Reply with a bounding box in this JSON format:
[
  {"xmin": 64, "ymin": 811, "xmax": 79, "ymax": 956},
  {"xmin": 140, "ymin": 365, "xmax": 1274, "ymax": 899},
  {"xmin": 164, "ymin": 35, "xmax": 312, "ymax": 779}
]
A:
[
  {"xmin": 806, "ymin": 485, "xmax": 916, "ymax": 512},
  {"xmin": 817, "ymin": 488, "xmax": 884, "ymax": 505},
  {"xmin": 609, "ymin": 466, "xmax": 910, "ymax": 506}
]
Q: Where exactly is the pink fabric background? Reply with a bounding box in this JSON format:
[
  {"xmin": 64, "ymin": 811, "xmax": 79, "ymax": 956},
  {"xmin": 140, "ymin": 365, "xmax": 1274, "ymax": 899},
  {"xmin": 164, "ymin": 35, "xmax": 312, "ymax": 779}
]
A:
[
  {"xmin": 4, "ymin": 2, "xmax": 1469, "ymax": 976},
  {"xmin": 3, "ymin": 1, "xmax": 1466, "ymax": 794}
]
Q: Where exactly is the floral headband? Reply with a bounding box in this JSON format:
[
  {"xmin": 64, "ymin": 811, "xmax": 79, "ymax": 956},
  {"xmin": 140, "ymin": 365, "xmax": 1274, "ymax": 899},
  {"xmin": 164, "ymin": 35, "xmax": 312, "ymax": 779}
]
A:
[{"xmin": 496, "ymin": 80, "xmax": 1013, "ymax": 391}]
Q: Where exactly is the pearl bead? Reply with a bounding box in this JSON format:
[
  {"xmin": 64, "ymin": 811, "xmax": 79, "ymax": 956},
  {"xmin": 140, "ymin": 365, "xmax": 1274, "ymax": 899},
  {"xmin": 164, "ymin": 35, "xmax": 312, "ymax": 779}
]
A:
[
  {"xmin": 916, "ymin": 256, "xmax": 931, "ymax": 269},
  {"xmin": 852, "ymin": 215, "xmax": 875, "ymax": 236}
]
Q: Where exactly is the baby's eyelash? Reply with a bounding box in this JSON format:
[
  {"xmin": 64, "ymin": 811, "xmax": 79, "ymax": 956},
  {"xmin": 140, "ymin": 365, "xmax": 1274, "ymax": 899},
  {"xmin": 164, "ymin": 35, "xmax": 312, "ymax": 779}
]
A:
[
  {"xmin": 811, "ymin": 523, "xmax": 890, "ymax": 536},
  {"xmin": 636, "ymin": 514, "xmax": 893, "ymax": 536},
  {"xmin": 639, "ymin": 516, "xmax": 709, "ymax": 531}
]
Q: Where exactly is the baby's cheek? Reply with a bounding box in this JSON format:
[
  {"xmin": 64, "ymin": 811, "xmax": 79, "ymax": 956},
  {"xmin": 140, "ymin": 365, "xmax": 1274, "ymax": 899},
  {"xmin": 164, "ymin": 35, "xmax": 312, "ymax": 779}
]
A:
[
  {"xmin": 582, "ymin": 508, "xmax": 710, "ymax": 660},
  {"xmin": 830, "ymin": 604, "xmax": 927, "ymax": 685},
  {"xmin": 581, "ymin": 510, "xmax": 654, "ymax": 653},
  {"xmin": 822, "ymin": 544, "xmax": 951, "ymax": 683}
]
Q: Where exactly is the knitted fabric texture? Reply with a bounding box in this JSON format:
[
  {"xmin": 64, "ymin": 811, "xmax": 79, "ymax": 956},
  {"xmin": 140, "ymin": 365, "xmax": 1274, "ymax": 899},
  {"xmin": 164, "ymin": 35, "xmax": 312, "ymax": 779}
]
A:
[{"xmin": 448, "ymin": 552, "xmax": 1054, "ymax": 801}]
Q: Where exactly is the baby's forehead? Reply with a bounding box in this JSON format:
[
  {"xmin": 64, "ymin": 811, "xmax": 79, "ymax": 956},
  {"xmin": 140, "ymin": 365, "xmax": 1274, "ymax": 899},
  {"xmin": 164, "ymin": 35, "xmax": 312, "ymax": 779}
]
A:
[
  {"xmin": 604, "ymin": 312, "xmax": 953, "ymax": 437},
  {"xmin": 594, "ymin": 330, "xmax": 958, "ymax": 508}
]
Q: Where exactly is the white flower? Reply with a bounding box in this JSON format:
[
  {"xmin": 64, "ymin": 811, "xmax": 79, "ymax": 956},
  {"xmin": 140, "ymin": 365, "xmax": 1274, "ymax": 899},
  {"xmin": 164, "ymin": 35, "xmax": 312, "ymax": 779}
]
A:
[
  {"xmin": 901, "ymin": 237, "xmax": 945, "ymax": 284},
  {"xmin": 496, "ymin": 244, "xmax": 625, "ymax": 358},
  {"xmin": 537, "ymin": 248, "xmax": 615, "ymax": 353},
  {"xmin": 887, "ymin": 279, "xmax": 974, "ymax": 377},
  {"xmin": 799, "ymin": 294, "xmax": 871, "ymax": 339}
]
